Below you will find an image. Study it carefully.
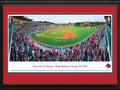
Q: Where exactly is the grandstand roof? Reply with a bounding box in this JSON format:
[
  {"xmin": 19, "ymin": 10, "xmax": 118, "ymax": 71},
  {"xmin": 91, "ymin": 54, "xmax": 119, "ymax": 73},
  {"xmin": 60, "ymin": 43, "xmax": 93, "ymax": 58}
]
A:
[{"xmin": 12, "ymin": 16, "xmax": 32, "ymax": 21}]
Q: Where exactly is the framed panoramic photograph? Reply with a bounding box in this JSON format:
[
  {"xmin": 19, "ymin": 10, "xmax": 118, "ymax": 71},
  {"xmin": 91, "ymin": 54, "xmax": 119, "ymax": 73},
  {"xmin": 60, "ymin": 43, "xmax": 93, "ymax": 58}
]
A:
[
  {"xmin": 8, "ymin": 14, "xmax": 113, "ymax": 74},
  {"xmin": 0, "ymin": 0, "xmax": 120, "ymax": 90}
]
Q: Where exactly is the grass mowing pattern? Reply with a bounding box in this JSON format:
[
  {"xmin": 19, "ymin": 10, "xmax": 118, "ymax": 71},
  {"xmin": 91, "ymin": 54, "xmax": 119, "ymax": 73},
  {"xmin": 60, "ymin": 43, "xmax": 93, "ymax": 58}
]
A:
[{"xmin": 31, "ymin": 27, "xmax": 97, "ymax": 46}]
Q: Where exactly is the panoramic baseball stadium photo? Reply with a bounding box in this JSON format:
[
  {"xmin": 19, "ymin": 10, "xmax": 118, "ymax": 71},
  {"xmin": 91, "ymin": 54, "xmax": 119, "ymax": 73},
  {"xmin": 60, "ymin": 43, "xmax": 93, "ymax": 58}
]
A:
[{"xmin": 8, "ymin": 14, "xmax": 112, "ymax": 62}]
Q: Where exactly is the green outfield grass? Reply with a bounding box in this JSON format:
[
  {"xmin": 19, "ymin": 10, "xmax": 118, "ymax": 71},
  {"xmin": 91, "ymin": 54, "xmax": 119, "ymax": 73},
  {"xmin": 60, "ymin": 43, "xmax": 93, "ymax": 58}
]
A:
[{"xmin": 31, "ymin": 27, "xmax": 97, "ymax": 46}]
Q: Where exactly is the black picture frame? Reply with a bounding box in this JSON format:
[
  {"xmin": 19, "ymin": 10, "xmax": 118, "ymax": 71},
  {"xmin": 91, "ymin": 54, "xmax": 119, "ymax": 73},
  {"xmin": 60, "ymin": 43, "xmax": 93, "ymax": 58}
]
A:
[{"xmin": 0, "ymin": 0, "xmax": 120, "ymax": 90}]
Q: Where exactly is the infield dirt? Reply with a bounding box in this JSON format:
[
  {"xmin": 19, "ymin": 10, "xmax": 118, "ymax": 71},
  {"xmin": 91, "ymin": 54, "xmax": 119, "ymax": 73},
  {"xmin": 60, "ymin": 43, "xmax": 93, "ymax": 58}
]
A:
[{"xmin": 36, "ymin": 30, "xmax": 76, "ymax": 39}]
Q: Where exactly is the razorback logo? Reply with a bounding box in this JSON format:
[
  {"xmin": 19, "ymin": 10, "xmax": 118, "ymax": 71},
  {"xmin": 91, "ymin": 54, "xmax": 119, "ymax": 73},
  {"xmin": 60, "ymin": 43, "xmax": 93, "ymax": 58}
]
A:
[{"xmin": 106, "ymin": 63, "xmax": 111, "ymax": 68}]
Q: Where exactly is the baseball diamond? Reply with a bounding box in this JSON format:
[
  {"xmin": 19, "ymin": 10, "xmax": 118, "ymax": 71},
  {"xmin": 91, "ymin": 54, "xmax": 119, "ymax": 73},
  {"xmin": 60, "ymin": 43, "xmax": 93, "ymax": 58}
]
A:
[
  {"xmin": 36, "ymin": 30, "xmax": 76, "ymax": 39},
  {"xmin": 31, "ymin": 27, "xmax": 97, "ymax": 46}
]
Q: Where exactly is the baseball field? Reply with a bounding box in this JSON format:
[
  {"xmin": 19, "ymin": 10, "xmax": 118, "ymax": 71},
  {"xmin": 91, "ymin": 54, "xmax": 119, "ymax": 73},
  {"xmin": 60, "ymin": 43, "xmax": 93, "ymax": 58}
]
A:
[{"xmin": 31, "ymin": 27, "xmax": 97, "ymax": 46}]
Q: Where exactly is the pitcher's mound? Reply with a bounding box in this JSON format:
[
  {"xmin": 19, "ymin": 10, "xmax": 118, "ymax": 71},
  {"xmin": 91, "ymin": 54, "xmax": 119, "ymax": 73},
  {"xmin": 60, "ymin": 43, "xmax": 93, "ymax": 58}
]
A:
[{"xmin": 51, "ymin": 31, "xmax": 56, "ymax": 34}]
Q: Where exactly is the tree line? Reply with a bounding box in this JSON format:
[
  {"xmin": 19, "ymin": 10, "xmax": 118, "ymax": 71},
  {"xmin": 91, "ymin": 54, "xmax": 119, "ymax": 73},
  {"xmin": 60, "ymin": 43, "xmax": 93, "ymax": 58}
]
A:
[{"xmin": 74, "ymin": 22, "xmax": 105, "ymax": 27}]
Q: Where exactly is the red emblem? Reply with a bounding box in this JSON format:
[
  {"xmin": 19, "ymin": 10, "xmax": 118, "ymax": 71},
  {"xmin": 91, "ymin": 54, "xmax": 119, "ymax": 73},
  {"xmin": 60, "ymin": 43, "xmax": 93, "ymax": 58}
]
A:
[{"xmin": 106, "ymin": 63, "xmax": 111, "ymax": 68}]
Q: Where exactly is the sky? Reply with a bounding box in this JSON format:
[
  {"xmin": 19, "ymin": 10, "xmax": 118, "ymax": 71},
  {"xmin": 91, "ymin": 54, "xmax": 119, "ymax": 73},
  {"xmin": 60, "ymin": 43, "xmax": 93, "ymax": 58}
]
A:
[{"xmin": 25, "ymin": 15, "xmax": 107, "ymax": 23}]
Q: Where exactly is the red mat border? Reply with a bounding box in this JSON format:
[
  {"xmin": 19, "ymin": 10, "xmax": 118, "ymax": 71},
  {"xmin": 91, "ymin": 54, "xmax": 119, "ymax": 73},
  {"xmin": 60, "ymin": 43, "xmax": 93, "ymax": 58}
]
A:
[{"xmin": 3, "ymin": 6, "xmax": 117, "ymax": 84}]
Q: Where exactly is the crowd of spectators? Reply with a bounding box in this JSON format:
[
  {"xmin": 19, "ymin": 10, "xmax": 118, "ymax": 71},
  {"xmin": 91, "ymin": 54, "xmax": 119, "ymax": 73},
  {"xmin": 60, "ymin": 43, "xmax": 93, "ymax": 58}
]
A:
[{"xmin": 10, "ymin": 24, "xmax": 110, "ymax": 61}]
